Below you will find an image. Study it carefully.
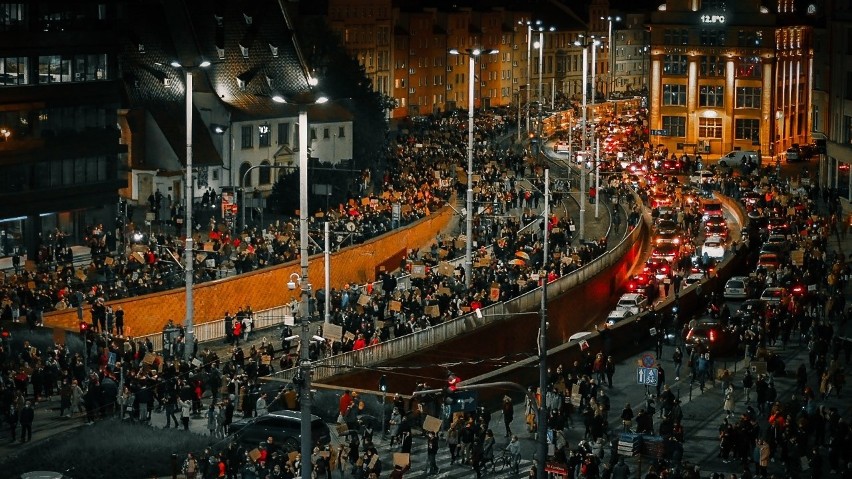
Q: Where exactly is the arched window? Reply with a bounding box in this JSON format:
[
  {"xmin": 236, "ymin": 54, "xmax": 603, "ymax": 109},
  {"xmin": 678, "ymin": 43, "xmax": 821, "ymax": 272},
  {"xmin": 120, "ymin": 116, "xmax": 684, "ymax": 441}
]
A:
[
  {"xmin": 239, "ymin": 162, "xmax": 252, "ymax": 187},
  {"xmin": 259, "ymin": 161, "xmax": 271, "ymax": 185}
]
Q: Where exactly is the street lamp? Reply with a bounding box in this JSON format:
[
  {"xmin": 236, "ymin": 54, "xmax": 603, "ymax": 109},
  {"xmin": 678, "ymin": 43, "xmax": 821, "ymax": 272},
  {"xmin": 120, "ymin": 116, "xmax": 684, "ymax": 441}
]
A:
[
  {"xmin": 602, "ymin": 16, "xmax": 621, "ymax": 99},
  {"xmin": 275, "ymin": 89, "xmax": 330, "ymax": 479},
  {"xmin": 449, "ymin": 47, "xmax": 498, "ymax": 289},
  {"xmin": 170, "ymin": 59, "xmax": 210, "ymax": 361},
  {"xmin": 519, "ymin": 20, "xmax": 542, "ymax": 135},
  {"xmin": 534, "ymin": 25, "xmax": 556, "ymax": 143},
  {"xmin": 574, "ymin": 37, "xmax": 600, "ymax": 241},
  {"xmin": 536, "ymin": 168, "xmax": 551, "ymax": 479}
]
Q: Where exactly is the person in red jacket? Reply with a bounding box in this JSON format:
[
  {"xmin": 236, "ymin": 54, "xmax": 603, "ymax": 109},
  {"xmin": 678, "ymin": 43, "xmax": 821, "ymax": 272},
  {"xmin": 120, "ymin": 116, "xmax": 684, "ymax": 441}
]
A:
[
  {"xmin": 232, "ymin": 321, "xmax": 242, "ymax": 346},
  {"xmin": 352, "ymin": 334, "xmax": 367, "ymax": 351}
]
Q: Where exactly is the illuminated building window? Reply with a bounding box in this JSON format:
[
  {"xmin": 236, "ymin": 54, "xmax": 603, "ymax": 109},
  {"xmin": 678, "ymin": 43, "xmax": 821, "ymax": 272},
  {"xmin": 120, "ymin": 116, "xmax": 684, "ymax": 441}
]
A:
[
  {"xmin": 699, "ymin": 56, "xmax": 725, "ymax": 77},
  {"xmin": 663, "ymin": 84, "xmax": 687, "ymax": 105},
  {"xmin": 663, "ymin": 29, "xmax": 689, "ymax": 45},
  {"xmin": 699, "ymin": 117, "xmax": 722, "ymax": 138},
  {"xmin": 737, "ymin": 31, "xmax": 763, "ymax": 47},
  {"xmin": 0, "ymin": 56, "xmax": 28, "ymax": 85},
  {"xmin": 663, "ymin": 55, "xmax": 688, "ymax": 75},
  {"xmin": 736, "ymin": 57, "xmax": 761, "ymax": 78},
  {"xmin": 662, "ymin": 116, "xmax": 687, "ymax": 137},
  {"xmin": 736, "ymin": 87, "xmax": 761, "ymax": 108},
  {"xmin": 700, "ymin": 30, "xmax": 726, "ymax": 46},
  {"xmin": 699, "ymin": 85, "xmax": 724, "ymax": 107},
  {"xmin": 0, "ymin": 4, "xmax": 24, "ymax": 31},
  {"xmin": 735, "ymin": 119, "xmax": 760, "ymax": 140}
]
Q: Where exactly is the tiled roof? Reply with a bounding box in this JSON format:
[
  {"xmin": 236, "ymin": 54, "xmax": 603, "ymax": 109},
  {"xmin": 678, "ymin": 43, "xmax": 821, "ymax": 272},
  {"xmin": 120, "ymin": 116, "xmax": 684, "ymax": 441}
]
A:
[{"xmin": 119, "ymin": 0, "xmax": 316, "ymax": 167}]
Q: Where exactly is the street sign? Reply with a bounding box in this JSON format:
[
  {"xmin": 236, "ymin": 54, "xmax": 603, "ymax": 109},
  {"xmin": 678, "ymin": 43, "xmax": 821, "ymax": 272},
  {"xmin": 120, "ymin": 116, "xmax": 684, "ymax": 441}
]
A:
[
  {"xmin": 640, "ymin": 352, "xmax": 656, "ymax": 368},
  {"xmin": 650, "ymin": 129, "xmax": 669, "ymax": 136},
  {"xmin": 637, "ymin": 367, "xmax": 658, "ymax": 386},
  {"xmin": 448, "ymin": 390, "xmax": 478, "ymax": 413}
]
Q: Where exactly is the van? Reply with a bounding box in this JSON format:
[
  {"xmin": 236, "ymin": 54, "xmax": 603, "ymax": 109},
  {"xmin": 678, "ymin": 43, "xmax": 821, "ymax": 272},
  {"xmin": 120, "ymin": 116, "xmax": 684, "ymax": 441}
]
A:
[{"xmin": 718, "ymin": 150, "xmax": 760, "ymax": 168}]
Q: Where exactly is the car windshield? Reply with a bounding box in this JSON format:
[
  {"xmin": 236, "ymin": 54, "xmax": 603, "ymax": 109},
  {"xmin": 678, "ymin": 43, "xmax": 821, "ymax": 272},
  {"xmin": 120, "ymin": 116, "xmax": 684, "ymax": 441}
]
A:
[{"xmin": 727, "ymin": 280, "xmax": 744, "ymax": 288}]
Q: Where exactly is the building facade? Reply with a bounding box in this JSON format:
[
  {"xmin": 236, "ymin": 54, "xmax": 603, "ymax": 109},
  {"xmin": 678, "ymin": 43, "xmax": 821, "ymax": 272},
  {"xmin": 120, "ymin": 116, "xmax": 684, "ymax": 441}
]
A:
[{"xmin": 0, "ymin": 1, "xmax": 127, "ymax": 258}]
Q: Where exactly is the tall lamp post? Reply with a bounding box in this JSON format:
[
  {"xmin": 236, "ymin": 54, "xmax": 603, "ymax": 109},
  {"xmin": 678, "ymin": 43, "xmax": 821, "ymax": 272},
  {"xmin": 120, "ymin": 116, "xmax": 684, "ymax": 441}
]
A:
[
  {"xmin": 170, "ymin": 59, "xmax": 210, "ymax": 361},
  {"xmin": 274, "ymin": 90, "xmax": 329, "ymax": 479},
  {"xmin": 603, "ymin": 16, "xmax": 621, "ymax": 99},
  {"xmin": 449, "ymin": 47, "xmax": 498, "ymax": 289},
  {"xmin": 537, "ymin": 168, "xmax": 550, "ymax": 479},
  {"xmin": 534, "ymin": 25, "xmax": 556, "ymax": 142},
  {"xmin": 574, "ymin": 37, "xmax": 600, "ymax": 241}
]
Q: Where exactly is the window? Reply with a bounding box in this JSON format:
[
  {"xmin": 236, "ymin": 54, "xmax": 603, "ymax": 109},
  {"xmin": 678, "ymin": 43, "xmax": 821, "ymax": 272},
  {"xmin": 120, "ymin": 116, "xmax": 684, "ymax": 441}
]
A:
[
  {"xmin": 663, "ymin": 84, "xmax": 687, "ymax": 106},
  {"xmin": 846, "ymin": 72, "xmax": 852, "ymax": 100},
  {"xmin": 239, "ymin": 162, "xmax": 252, "ymax": 187},
  {"xmin": 737, "ymin": 30, "xmax": 763, "ymax": 47},
  {"xmin": 662, "ymin": 116, "xmax": 686, "ymax": 137},
  {"xmin": 736, "ymin": 57, "xmax": 761, "ymax": 78},
  {"xmin": 699, "ymin": 85, "xmax": 723, "ymax": 107},
  {"xmin": 277, "ymin": 122, "xmax": 290, "ymax": 145},
  {"xmin": 736, "ymin": 87, "xmax": 761, "ymax": 108},
  {"xmin": 699, "ymin": 56, "xmax": 725, "ymax": 77},
  {"xmin": 0, "ymin": 3, "xmax": 23, "ymax": 31},
  {"xmin": 663, "ymin": 55, "xmax": 688, "ymax": 75},
  {"xmin": 259, "ymin": 161, "xmax": 271, "ymax": 185},
  {"xmin": 323, "ymin": 128, "xmax": 330, "ymax": 139},
  {"xmin": 310, "ymin": 128, "xmax": 317, "ymax": 141},
  {"xmin": 73, "ymin": 54, "xmax": 108, "ymax": 81},
  {"xmin": 845, "ymin": 115, "xmax": 852, "ymax": 144},
  {"xmin": 663, "ymin": 29, "xmax": 689, "ymax": 45},
  {"xmin": 699, "ymin": 117, "xmax": 722, "ymax": 138},
  {"xmin": 38, "ymin": 55, "xmax": 70, "ymax": 84},
  {"xmin": 258, "ymin": 124, "xmax": 271, "ymax": 147},
  {"xmin": 700, "ymin": 30, "xmax": 726, "ymax": 46},
  {"xmin": 338, "ymin": 126, "xmax": 345, "ymax": 138},
  {"xmin": 241, "ymin": 125, "xmax": 253, "ymax": 149},
  {"xmin": 0, "ymin": 56, "xmax": 28, "ymax": 85},
  {"xmin": 735, "ymin": 119, "xmax": 760, "ymax": 140}
]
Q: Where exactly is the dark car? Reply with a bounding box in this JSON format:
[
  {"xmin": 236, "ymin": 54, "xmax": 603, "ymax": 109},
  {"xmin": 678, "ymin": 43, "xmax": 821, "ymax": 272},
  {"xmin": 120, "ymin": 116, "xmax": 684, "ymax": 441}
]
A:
[
  {"xmin": 229, "ymin": 411, "xmax": 331, "ymax": 452},
  {"xmin": 734, "ymin": 299, "xmax": 766, "ymax": 325},
  {"xmin": 684, "ymin": 319, "xmax": 738, "ymax": 357}
]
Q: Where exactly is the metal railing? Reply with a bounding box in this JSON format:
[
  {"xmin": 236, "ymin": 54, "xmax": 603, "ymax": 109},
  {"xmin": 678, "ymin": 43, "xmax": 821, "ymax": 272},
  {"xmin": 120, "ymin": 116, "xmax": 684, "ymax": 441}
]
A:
[{"xmin": 270, "ymin": 192, "xmax": 647, "ymax": 383}]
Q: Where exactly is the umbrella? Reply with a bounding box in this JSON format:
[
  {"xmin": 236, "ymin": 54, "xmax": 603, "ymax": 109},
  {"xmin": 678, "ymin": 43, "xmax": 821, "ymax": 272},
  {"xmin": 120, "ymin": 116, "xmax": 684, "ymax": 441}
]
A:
[
  {"xmin": 515, "ymin": 251, "xmax": 530, "ymax": 260},
  {"xmin": 508, "ymin": 259, "xmax": 525, "ymax": 266}
]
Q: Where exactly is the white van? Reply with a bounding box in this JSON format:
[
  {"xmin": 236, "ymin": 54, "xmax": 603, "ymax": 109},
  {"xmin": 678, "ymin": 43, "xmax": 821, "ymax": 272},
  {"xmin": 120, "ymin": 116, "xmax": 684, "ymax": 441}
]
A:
[{"xmin": 718, "ymin": 150, "xmax": 760, "ymax": 168}]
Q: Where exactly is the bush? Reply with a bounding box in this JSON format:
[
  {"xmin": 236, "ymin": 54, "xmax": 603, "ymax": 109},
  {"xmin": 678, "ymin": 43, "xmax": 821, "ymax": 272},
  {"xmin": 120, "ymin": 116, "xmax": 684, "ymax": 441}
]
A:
[{"xmin": 2, "ymin": 419, "xmax": 210, "ymax": 479}]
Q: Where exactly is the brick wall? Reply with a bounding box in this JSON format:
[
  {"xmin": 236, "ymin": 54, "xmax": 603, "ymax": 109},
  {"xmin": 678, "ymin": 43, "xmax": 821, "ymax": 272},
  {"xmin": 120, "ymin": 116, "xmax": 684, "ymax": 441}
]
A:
[{"xmin": 43, "ymin": 205, "xmax": 453, "ymax": 336}]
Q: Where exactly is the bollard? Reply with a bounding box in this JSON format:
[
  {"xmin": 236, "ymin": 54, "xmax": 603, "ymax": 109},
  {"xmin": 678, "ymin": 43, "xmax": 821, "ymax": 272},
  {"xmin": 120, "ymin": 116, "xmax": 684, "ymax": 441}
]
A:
[{"xmin": 171, "ymin": 453, "xmax": 178, "ymax": 479}]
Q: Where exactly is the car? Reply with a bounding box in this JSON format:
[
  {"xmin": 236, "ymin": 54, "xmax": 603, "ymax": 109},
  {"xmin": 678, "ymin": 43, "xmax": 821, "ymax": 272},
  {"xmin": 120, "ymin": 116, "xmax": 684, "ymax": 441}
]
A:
[
  {"xmin": 756, "ymin": 253, "xmax": 781, "ymax": 271},
  {"xmin": 662, "ymin": 158, "xmax": 681, "ymax": 172},
  {"xmin": 569, "ymin": 331, "xmax": 592, "ymax": 343},
  {"xmin": 655, "ymin": 219, "xmax": 680, "ymax": 236},
  {"xmin": 724, "ymin": 276, "xmax": 750, "ymax": 300},
  {"xmin": 616, "ymin": 293, "xmax": 648, "ymax": 315},
  {"xmin": 644, "ymin": 258, "xmax": 673, "ymax": 280},
  {"xmin": 705, "ymin": 223, "xmax": 729, "ymax": 239},
  {"xmin": 690, "ymin": 170, "xmax": 715, "ymax": 185},
  {"xmin": 651, "ymin": 193, "xmax": 673, "ymax": 209},
  {"xmin": 735, "ymin": 299, "xmax": 766, "ymax": 323},
  {"xmin": 229, "ymin": 411, "xmax": 331, "ymax": 452},
  {"xmin": 702, "ymin": 236, "xmax": 726, "ymax": 259},
  {"xmin": 684, "ymin": 273, "xmax": 705, "ymax": 287},
  {"xmin": 766, "ymin": 217, "xmax": 789, "ymax": 234},
  {"xmin": 626, "ymin": 273, "xmax": 653, "ymax": 293},
  {"xmin": 652, "ymin": 243, "xmax": 681, "ymax": 263},
  {"xmin": 684, "ymin": 319, "xmax": 738, "ymax": 356},
  {"xmin": 654, "ymin": 230, "xmax": 682, "ymax": 245},
  {"xmin": 554, "ymin": 141, "xmax": 571, "ymax": 154},
  {"xmin": 701, "ymin": 200, "xmax": 724, "ymax": 220},
  {"xmin": 760, "ymin": 287, "xmax": 787, "ymax": 304},
  {"xmin": 786, "ymin": 146, "xmax": 802, "ymax": 162},
  {"xmin": 719, "ymin": 150, "xmax": 760, "ymax": 168},
  {"xmin": 758, "ymin": 242, "xmax": 786, "ymax": 258},
  {"xmin": 606, "ymin": 308, "xmax": 635, "ymax": 326}
]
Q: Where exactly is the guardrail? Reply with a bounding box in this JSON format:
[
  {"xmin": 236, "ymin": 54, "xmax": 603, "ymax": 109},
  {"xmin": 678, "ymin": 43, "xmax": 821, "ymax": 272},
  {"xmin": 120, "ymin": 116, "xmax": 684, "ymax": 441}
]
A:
[{"xmin": 271, "ymin": 192, "xmax": 648, "ymax": 383}]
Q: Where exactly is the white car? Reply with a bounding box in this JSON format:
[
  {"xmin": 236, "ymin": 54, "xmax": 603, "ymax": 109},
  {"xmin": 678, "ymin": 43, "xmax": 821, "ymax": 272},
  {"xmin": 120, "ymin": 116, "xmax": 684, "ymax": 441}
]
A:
[
  {"xmin": 606, "ymin": 308, "xmax": 634, "ymax": 326},
  {"xmin": 760, "ymin": 287, "xmax": 787, "ymax": 304},
  {"xmin": 684, "ymin": 273, "xmax": 705, "ymax": 287},
  {"xmin": 702, "ymin": 236, "xmax": 726, "ymax": 259},
  {"xmin": 689, "ymin": 170, "xmax": 715, "ymax": 185},
  {"xmin": 724, "ymin": 276, "xmax": 749, "ymax": 300},
  {"xmin": 616, "ymin": 293, "xmax": 648, "ymax": 315}
]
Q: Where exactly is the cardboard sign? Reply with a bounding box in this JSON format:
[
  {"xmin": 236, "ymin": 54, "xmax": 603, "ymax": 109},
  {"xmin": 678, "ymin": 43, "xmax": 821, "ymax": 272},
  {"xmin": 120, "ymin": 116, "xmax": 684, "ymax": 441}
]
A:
[
  {"xmin": 343, "ymin": 332, "xmax": 355, "ymax": 342},
  {"xmin": 261, "ymin": 355, "xmax": 272, "ymax": 365},
  {"xmin": 425, "ymin": 305, "xmax": 441, "ymax": 318},
  {"xmin": 411, "ymin": 263, "xmax": 426, "ymax": 278},
  {"xmin": 361, "ymin": 197, "xmax": 371, "ymax": 206},
  {"xmin": 750, "ymin": 361, "xmax": 767, "ymax": 374},
  {"xmin": 422, "ymin": 415, "xmax": 442, "ymax": 433},
  {"xmin": 357, "ymin": 294, "xmax": 371, "ymax": 306},
  {"xmin": 389, "ymin": 301, "xmax": 402, "ymax": 312},
  {"xmin": 393, "ymin": 453, "xmax": 410, "ymax": 467},
  {"xmin": 249, "ymin": 448, "xmax": 262, "ymax": 462},
  {"xmin": 791, "ymin": 250, "xmax": 804, "ymax": 266},
  {"xmin": 437, "ymin": 287, "xmax": 451, "ymax": 297},
  {"xmin": 324, "ymin": 323, "xmax": 343, "ymax": 341},
  {"xmin": 476, "ymin": 257, "xmax": 491, "ymax": 268},
  {"xmin": 490, "ymin": 284, "xmax": 500, "ymax": 302},
  {"xmin": 437, "ymin": 261, "xmax": 454, "ymax": 277}
]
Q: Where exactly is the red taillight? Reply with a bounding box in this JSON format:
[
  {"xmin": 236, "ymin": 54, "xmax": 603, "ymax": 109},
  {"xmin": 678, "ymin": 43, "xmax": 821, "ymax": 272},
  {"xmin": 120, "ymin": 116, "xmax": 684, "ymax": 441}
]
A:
[
  {"xmin": 793, "ymin": 286, "xmax": 803, "ymax": 294},
  {"xmin": 709, "ymin": 330, "xmax": 717, "ymax": 342}
]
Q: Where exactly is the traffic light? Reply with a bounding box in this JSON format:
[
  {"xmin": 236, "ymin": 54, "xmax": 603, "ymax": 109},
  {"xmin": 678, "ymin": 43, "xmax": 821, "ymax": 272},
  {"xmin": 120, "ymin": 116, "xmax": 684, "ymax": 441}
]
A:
[{"xmin": 379, "ymin": 375, "xmax": 387, "ymax": 393}]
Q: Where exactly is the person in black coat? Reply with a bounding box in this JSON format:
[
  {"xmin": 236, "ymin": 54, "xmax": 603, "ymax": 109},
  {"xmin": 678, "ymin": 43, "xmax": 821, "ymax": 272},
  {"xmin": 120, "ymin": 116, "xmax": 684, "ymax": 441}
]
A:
[
  {"xmin": 19, "ymin": 401, "xmax": 34, "ymax": 442},
  {"xmin": 7, "ymin": 403, "xmax": 19, "ymax": 442}
]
